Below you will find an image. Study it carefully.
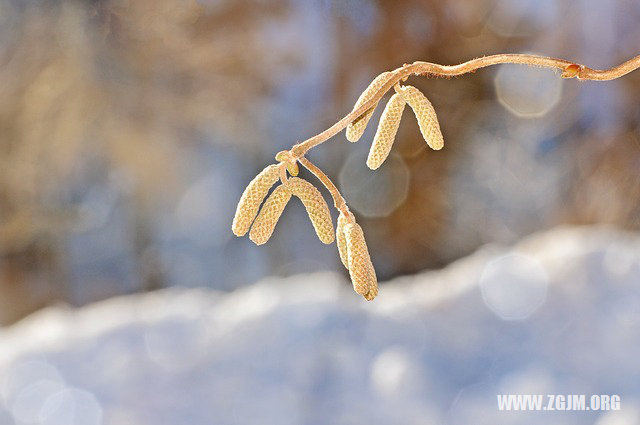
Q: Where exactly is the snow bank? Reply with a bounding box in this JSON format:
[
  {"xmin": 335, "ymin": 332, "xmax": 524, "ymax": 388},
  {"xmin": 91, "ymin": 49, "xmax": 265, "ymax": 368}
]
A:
[{"xmin": 1, "ymin": 226, "xmax": 639, "ymax": 425}]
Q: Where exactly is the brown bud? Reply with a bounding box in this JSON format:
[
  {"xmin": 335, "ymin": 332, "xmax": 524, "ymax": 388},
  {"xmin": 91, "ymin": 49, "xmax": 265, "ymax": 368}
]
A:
[
  {"xmin": 562, "ymin": 64, "xmax": 581, "ymax": 79},
  {"xmin": 286, "ymin": 162, "xmax": 299, "ymax": 177},
  {"xmin": 275, "ymin": 150, "xmax": 299, "ymax": 176}
]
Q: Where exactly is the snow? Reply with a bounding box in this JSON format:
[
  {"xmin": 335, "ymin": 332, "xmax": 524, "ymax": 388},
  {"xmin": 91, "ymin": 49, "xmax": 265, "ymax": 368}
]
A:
[{"xmin": 1, "ymin": 226, "xmax": 639, "ymax": 425}]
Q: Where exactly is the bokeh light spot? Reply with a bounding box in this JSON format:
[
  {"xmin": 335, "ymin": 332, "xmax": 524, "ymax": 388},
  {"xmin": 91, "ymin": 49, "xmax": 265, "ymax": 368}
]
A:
[
  {"xmin": 11, "ymin": 380, "xmax": 64, "ymax": 424},
  {"xmin": 1, "ymin": 360, "xmax": 63, "ymax": 406},
  {"xmin": 339, "ymin": 152, "xmax": 409, "ymax": 217},
  {"xmin": 40, "ymin": 388, "xmax": 102, "ymax": 425},
  {"xmin": 604, "ymin": 243, "xmax": 638, "ymax": 277},
  {"xmin": 144, "ymin": 317, "xmax": 209, "ymax": 371},
  {"xmin": 480, "ymin": 253, "xmax": 548, "ymax": 320},
  {"xmin": 494, "ymin": 64, "xmax": 562, "ymax": 117},
  {"xmin": 370, "ymin": 347, "xmax": 415, "ymax": 397},
  {"xmin": 595, "ymin": 407, "xmax": 640, "ymax": 425}
]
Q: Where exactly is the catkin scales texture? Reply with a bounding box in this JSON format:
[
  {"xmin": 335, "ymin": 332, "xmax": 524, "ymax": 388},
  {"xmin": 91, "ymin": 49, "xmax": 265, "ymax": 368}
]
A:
[
  {"xmin": 232, "ymin": 164, "xmax": 281, "ymax": 237},
  {"xmin": 400, "ymin": 85, "xmax": 444, "ymax": 151},
  {"xmin": 345, "ymin": 223, "xmax": 378, "ymax": 301},
  {"xmin": 336, "ymin": 213, "xmax": 349, "ymax": 269},
  {"xmin": 249, "ymin": 184, "xmax": 292, "ymax": 245},
  {"xmin": 367, "ymin": 93, "xmax": 406, "ymax": 170},
  {"xmin": 288, "ymin": 177, "xmax": 335, "ymax": 244},
  {"xmin": 346, "ymin": 72, "xmax": 392, "ymax": 143}
]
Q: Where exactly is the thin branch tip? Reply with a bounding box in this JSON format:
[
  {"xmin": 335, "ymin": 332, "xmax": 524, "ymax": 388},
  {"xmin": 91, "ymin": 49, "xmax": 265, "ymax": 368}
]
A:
[{"xmin": 291, "ymin": 53, "xmax": 639, "ymax": 158}]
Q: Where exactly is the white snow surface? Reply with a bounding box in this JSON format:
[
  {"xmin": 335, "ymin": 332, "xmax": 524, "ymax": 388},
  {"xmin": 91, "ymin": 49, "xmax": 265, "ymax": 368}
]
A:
[{"xmin": 1, "ymin": 226, "xmax": 640, "ymax": 425}]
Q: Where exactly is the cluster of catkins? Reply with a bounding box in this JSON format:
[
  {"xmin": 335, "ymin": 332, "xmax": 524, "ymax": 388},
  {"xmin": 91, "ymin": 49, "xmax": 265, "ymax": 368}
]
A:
[
  {"xmin": 347, "ymin": 71, "xmax": 444, "ymax": 168},
  {"xmin": 232, "ymin": 71, "xmax": 444, "ymax": 301},
  {"xmin": 230, "ymin": 162, "xmax": 378, "ymax": 301}
]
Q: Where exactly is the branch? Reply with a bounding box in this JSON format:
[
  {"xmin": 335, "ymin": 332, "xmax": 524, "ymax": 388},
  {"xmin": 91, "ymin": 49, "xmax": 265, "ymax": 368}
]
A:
[
  {"xmin": 298, "ymin": 156, "xmax": 349, "ymax": 216},
  {"xmin": 290, "ymin": 53, "xmax": 640, "ymax": 158},
  {"xmin": 234, "ymin": 52, "xmax": 640, "ymax": 301}
]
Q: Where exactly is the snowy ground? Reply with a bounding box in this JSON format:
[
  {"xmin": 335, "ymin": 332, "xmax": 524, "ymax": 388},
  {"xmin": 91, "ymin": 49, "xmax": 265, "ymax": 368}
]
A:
[{"xmin": 1, "ymin": 226, "xmax": 639, "ymax": 425}]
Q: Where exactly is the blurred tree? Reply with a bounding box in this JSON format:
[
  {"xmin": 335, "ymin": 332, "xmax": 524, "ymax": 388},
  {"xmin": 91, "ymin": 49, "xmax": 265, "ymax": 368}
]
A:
[
  {"xmin": 0, "ymin": 0, "xmax": 639, "ymax": 323},
  {"xmin": 0, "ymin": 0, "xmax": 291, "ymax": 323}
]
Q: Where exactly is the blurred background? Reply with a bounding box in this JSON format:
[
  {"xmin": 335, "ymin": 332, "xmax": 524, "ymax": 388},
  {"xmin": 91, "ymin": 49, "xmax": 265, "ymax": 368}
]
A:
[
  {"xmin": 0, "ymin": 0, "xmax": 640, "ymax": 423},
  {"xmin": 2, "ymin": 0, "xmax": 640, "ymax": 325}
]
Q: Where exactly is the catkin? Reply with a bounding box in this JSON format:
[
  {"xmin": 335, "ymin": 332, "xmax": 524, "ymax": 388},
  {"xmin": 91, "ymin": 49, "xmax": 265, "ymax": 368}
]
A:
[
  {"xmin": 345, "ymin": 223, "xmax": 378, "ymax": 301},
  {"xmin": 249, "ymin": 184, "xmax": 292, "ymax": 245},
  {"xmin": 399, "ymin": 85, "xmax": 444, "ymax": 151},
  {"xmin": 336, "ymin": 212, "xmax": 349, "ymax": 269},
  {"xmin": 367, "ymin": 93, "xmax": 406, "ymax": 170},
  {"xmin": 346, "ymin": 72, "xmax": 392, "ymax": 143},
  {"xmin": 288, "ymin": 177, "xmax": 335, "ymax": 244},
  {"xmin": 232, "ymin": 164, "xmax": 281, "ymax": 237}
]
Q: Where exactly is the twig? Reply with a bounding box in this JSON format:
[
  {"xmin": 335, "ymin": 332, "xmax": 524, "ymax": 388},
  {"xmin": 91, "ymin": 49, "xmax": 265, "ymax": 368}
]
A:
[
  {"xmin": 235, "ymin": 52, "xmax": 640, "ymax": 301},
  {"xmin": 290, "ymin": 53, "xmax": 640, "ymax": 158},
  {"xmin": 298, "ymin": 156, "xmax": 349, "ymax": 216}
]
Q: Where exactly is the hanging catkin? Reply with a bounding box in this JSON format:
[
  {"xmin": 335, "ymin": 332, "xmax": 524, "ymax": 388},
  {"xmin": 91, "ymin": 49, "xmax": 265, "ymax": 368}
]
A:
[
  {"xmin": 345, "ymin": 223, "xmax": 378, "ymax": 301},
  {"xmin": 336, "ymin": 212, "xmax": 349, "ymax": 269},
  {"xmin": 346, "ymin": 72, "xmax": 392, "ymax": 143},
  {"xmin": 232, "ymin": 164, "xmax": 281, "ymax": 237},
  {"xmin": 367, "ymin": 93, "xmax": 406, "ymax": 169},
  {"xmin": 287, "ymin": 177, "xmax": 335, "ymax": 244},
  {"xmin": 249, "ymin": 184, "xmax": 292, "ymax": 245},
  {"xmin": 399, "ymin": 85, "xmax": 444, "ymax": 151}
]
